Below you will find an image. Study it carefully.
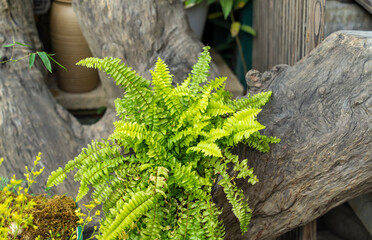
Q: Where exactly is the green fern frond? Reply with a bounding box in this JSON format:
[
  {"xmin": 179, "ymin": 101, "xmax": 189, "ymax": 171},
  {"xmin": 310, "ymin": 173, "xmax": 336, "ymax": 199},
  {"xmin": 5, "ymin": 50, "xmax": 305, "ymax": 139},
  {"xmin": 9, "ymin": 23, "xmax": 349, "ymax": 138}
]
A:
[
  {"xmin": 231, "ymin": 91, "xmax": 272, "ymax": 111},
  {"xmin": 206, "ymin": 100, "xmax": 234, "ymax": 117},
  {"xmin": 172, "ymin": 163, "xmax": 210, "ymax": 200},
  {"xmin": 187, "ymin": 141, "xmax": 223, "ymax": 158},
  {"xmin": 223, "ymin": 149, "xmax": 258, "ymax": 184},
  {"xmin": 141, "ymin": 205, "xmax": 165, "ymax": 240},
  {"xmin": 204, "ymin": 128, "xmax": 229, "ymax": 143},
  {"xmin": 99, "ymin": 191, "xmax": 159, "ymax": 240},
  {"xmin": 151, "ymin": 57, "xmax": 173, "ymax": 96},
  {"xmin": 77, "ymin": 57, "xmax": 150, "ymax": 91},
  {"xmin": 171, "ymin": 197, "xmax": 207, "ymax": 240},
  {"xmin": 46, "ymin": 167, "xmax": 66, "ymax": 188},
  {"xmin": 189, "ymin": 46, "xmax": 212, "ymax": 93},
  {"xmin": 101, "ymin": 188, "xmax": 126, "ymax": 217},
  {"xmin": 110, "ymin": 121, "xmax": 146, "ymax": 141},
  {"xmin": 202, "ymin": 200, "xmax": 224, "ymax": 240},
  {"xmin": 245, "ymin": 132, "xmax": 280, "ymax": 153},
  {"xmin": 76, "ymin": 181, "xmax": 90, "ymax": 201},
  {"xmin": 232, "ymin": 120, "xmax": 266, "ymax": 144},
  {"xmin": 219, "ymin": 171, "xmax": 252, "ymax": 234},
  {"xmin": 223, "ymin": 108, "xmax": 262, "ymax": 130},
  {"xmin": 203, "ymin": 77, "xmax": 227, "ymax": 92},
  {"xmin": 47, "ymin": 139, "xmax": 117, "ymax": 187},
  {"xmin": 79, "ymin": 155, "xmax": 129, "ymax": 187},
  {"xmin": 77, "ymin": 57, "xmax": 153, "ymax": 124},
  {"xmin": 92, "ymin": 178, "xmax": 122, "ymax": 204}
]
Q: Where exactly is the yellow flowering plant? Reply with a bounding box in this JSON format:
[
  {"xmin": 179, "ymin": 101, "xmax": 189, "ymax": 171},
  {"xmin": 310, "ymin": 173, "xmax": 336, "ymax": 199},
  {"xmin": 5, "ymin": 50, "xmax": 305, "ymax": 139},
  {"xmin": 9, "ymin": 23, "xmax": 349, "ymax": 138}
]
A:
[
  {"xmin": 0, "ymin": 153, "xmax": 44, "ymax": 240},
  {"xmin": 1, "ymin": 154, "xmax": 100, "ymax": 240},
  {"xmin": 74, "ymin": 199, "xmax": 101, "ymax": 240}
]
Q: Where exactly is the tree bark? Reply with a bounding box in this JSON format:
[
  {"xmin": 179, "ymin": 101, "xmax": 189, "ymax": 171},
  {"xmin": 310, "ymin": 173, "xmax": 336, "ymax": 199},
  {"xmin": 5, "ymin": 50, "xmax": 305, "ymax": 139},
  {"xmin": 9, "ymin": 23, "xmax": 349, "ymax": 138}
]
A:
[
  {"xmin": 214, "ymin": 31, "xmax": 372, "ymax": 239},
  {"xmin": 0, "ymin": 0, "xmax": 86, "ymax": 196},
  {"xmin": 72, "ymin": 0, "xmax": 219, "ymax": 107}
]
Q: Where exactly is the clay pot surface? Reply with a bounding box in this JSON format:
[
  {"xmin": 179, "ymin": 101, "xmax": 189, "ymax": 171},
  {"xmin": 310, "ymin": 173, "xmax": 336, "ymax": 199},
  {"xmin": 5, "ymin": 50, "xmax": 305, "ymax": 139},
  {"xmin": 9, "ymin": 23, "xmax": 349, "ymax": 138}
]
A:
[{"xmin": 50, "ymin": 0, "xmax": 98, "ymax": 93}]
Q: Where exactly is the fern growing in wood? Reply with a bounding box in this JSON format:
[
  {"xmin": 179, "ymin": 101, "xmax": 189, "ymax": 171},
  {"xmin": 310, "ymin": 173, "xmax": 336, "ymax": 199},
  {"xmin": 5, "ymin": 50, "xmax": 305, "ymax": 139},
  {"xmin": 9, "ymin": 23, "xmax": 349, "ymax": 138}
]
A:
[{"xmin": 47, "ymin": 46, "xmax": 279, "ymax": 239}]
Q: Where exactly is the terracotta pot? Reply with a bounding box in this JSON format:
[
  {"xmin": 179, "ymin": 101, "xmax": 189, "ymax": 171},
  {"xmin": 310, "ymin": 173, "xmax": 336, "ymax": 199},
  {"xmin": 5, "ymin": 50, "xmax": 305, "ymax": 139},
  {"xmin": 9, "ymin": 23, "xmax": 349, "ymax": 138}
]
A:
[{"xmin": 50, "ymin": 0, "xmax": 98, "ymax": 93}]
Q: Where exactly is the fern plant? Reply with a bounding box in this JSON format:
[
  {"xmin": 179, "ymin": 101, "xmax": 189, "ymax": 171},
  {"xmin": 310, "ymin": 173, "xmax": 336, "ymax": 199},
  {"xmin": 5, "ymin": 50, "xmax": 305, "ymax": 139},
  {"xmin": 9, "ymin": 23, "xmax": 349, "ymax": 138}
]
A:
[{"xmin": 47, "ymin": 46, "xmax": 279, "ymax": 239}]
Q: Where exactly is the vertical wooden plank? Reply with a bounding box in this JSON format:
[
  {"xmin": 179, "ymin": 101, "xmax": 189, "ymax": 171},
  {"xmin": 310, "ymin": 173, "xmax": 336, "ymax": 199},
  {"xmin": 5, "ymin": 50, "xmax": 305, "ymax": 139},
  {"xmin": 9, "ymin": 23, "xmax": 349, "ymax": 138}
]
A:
[
  {"xmin": 306, "ymin": 0, "xmax": 325, "ymax": 54},
  {"xmin": 252, "ymin": 0, "xmax": 325, "ymax": 72},
  {"xmin": 302, "ymin": 220, "xmax": 317, "ymax": 240}
]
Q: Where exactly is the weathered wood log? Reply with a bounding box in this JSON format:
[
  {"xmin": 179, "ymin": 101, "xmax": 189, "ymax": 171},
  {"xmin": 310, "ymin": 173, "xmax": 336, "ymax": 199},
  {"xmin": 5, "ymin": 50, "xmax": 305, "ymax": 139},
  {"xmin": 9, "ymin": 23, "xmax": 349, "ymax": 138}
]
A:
[
  {"xmin": 214, "ymin": 31, "xmax": 372, "ymax": 239},
  {"xmin": 355, "ymin": 0, "xmax": 372, "ymax": 14}
]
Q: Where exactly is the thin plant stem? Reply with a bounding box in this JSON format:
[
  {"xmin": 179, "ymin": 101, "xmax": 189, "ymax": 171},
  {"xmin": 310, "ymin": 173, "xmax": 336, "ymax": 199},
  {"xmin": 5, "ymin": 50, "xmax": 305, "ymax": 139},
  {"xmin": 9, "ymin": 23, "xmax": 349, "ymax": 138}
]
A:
[{"xmin": 230, "ymin": 13, "xmax": 248, "ymax": 74}]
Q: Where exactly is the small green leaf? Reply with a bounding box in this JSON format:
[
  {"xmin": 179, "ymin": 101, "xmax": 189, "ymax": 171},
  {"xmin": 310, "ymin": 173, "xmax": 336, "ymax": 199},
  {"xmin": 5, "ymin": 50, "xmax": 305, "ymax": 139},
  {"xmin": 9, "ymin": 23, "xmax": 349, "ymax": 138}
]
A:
[
  {"xmin": 37, "ymin": 51, "xmax": 52, "ymax": 73},
  {"xmin": 29, "ymin": 53, "xmax": 36, "ymax": 69},
  {"xmin": 240, "ymin": 24, "xmax": 256, "ymax": 36},
  {"xmin": 97, "ymin": 106, "xmax": 107, "ymax": 114},
  {"xmin": 15, "ymin": 42, "xmax": 31, "ymax": 48},
  {"xmin": 220, "ymin": 0, "xmax": 233, "ymax": 19},
  {"xmin": 139, "ymin": 164, "xmax": 152, "ymax": 172},
  {"xmin": 2, "ymin": 43, "xmax": 14, "ymax": 48},
  {"xmin": 76, "ymin": 225, "xmax": 83, "ymax": 240},
  {"xmin": 234, "ymin": 0, "xmax": 248, "ymax": 9},
  {"xmin": 47, "ymin": 54, "xmax": 67, "ymax": 71},
  {"xmin": 207, "ymin": 12, "xmax": 223, "ymax": 19},
  {"xmin": 230, "ymin": 21, "xmax": 241, "ymax": 37}
]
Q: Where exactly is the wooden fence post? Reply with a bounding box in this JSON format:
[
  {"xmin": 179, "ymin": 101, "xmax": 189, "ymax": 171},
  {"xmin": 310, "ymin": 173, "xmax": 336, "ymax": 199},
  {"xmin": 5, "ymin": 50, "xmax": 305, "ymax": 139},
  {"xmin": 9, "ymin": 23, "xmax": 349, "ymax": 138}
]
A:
[{"xmin": 252, "ymin": 0, "xmax": 325, "ymax": 72}]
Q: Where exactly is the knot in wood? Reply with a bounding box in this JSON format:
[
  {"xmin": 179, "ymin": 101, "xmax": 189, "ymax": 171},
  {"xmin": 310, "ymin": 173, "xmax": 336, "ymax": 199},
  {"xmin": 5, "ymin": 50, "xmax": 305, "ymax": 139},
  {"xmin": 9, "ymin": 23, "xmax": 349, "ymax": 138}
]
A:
[
  {"xmin": 287, "ymin": 90, "xmax": 295, "ymax": 100},
  {"xmin": 364, "ymin": 59, "xmax": 372, "ymax": 74},
  {"xmin": 318, "ymin": 86, "xmax": 326, "ymax": 96}
]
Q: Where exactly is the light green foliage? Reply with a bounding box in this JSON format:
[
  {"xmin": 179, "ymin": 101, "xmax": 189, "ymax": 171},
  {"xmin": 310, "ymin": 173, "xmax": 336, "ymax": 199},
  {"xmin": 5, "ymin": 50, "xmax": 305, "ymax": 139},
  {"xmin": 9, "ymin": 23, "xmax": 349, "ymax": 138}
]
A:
[{"xmin": 47, "ymin": 46, "xmax": 279, "ymax": 239}]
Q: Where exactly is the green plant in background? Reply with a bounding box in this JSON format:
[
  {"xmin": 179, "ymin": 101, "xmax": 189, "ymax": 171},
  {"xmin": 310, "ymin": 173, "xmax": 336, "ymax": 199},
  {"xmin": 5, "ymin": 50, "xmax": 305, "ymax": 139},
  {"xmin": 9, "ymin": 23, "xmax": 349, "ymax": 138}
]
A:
[
  {"xmin": 0, "ymin": 176, "xmax": 10, "ymax": 192},
  {"xmin": 208, "ymin": 0, "xmax": 255, "ymax": 74},
  {"xmin": 183, "ymin": 0, "xmax": 214, "ymax": 8},
  {"xmin": 0, "ymin": 40, "xmax": 66, "ymax": 73},
  {"xmin": 47, "ymin": 46, "xmax": 279, "ymax": 239}
]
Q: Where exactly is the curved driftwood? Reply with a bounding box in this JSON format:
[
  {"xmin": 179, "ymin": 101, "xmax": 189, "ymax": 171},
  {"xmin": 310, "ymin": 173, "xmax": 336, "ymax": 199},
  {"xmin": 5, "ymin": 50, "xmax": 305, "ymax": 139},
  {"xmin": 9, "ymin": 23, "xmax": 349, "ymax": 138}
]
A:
[{"xmin": 214, "ymin": 31, "xmax": 372, "ymax": 239}]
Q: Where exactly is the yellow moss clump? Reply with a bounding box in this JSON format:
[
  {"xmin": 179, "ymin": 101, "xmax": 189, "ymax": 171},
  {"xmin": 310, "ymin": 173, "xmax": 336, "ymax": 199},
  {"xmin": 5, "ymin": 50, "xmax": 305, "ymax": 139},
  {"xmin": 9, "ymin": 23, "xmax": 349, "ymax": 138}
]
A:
[{"xmin": 0, "ymin": 154, "xmax": 79, "ymax": 239}]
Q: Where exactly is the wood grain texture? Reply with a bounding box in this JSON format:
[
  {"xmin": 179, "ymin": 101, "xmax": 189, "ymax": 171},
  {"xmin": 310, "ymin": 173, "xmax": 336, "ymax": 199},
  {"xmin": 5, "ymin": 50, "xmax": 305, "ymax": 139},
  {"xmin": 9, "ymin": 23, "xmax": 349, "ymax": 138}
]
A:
[
  {"xmin": 355, "ymin": 0, "xmax": 372, "ymax": 14},
  {"xmin": 0, "ymin": 0, "xmax": 87, "ymax": 196},
  {"xmin": 252, "ymin": 0, "xmax": 325, "ymax": 71},
  {"xmin": 302, "ymin": 221, "xmax": 316, "ymax": 240},
  {"xmin": 215, "ymin": 31, "xmax": 372, "ymax": 239}
]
